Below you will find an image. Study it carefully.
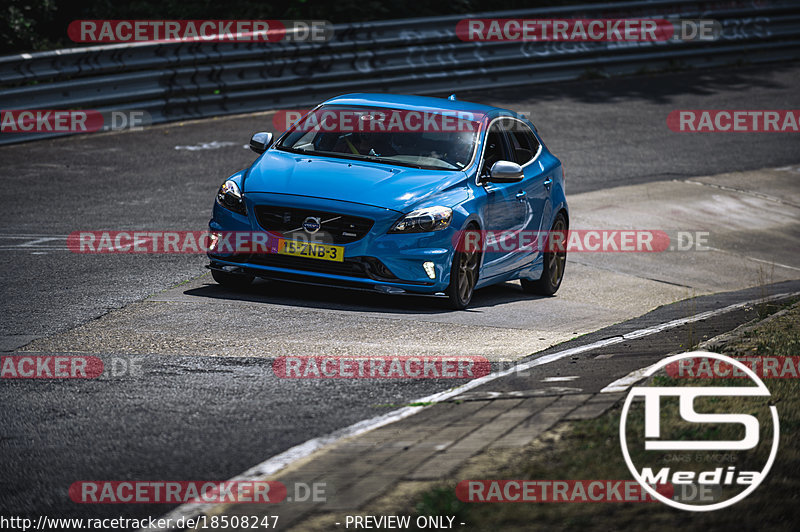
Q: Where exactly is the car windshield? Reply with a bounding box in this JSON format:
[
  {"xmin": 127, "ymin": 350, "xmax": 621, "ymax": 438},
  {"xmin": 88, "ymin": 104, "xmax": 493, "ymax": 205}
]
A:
[{"xmin": 276, "ymin": 105, "xmax": 483, "ymax": 170}]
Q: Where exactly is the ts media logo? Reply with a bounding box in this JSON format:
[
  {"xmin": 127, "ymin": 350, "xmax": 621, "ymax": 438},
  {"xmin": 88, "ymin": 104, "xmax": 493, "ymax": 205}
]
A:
[{"xmin": 619, "ymin": 351, "xmax": 779, "ymax": 511}]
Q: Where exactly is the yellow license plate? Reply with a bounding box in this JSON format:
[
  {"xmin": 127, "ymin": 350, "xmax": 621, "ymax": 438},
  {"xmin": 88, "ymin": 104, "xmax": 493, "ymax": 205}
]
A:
[{"xmin": 277, "ymin": 239, "xmax": 344, "ymax": 262}]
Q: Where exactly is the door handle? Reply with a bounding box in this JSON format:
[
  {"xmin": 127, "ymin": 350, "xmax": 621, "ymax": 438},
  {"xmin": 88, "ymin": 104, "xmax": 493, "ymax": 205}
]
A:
[
  {"xmin": 515, "ymin": 191, "xmax": 527, "ymax": 201},
  {"xmin": 543, "ymin": 177, "xmax": 553, "ymax": 188}
]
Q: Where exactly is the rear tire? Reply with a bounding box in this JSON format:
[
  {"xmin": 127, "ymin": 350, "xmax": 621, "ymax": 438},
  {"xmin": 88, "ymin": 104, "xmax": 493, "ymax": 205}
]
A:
[
  {"xmin": 445, "ymin": 228, "xmax": 481, "ymax": 310},
  {"xmin": 211, "ymin": 269, "xmax": 254, "ymax": 290},
  {"xmin": 521, "ymin": 212, "xmax": 567, "ymax": 296}
]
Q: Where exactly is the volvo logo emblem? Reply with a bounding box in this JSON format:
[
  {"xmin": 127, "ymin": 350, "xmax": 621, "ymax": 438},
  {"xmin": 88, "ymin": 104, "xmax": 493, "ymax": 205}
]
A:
[{"xmin": 302, "ymin": 217, "xmax": 321, "ymax": 234}]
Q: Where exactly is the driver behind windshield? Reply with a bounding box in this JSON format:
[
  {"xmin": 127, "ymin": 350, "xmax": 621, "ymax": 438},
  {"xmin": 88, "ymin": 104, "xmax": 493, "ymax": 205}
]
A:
[{"xmin": 332, "ymin": 132, "xmax": 394, "ymax": 157}]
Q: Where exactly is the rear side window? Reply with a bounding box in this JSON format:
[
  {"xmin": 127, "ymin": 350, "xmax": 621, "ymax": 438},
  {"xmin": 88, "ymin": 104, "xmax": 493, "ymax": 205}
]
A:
[{"xmin": 504, "ymin": 121, "xmax": 540, "ymax": 165}]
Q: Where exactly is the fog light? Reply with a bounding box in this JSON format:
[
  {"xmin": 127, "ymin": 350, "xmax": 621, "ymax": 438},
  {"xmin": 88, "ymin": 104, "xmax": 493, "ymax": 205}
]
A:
[{"xmin": 423, "ymin": 261, "xmax": 436, "ymax": 279}]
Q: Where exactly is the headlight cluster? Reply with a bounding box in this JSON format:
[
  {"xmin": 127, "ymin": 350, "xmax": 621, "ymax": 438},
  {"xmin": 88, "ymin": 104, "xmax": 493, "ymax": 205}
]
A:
[
  {"xmin": 217, "ymin": 180, "xmax": 246, "ymax": 215},
  {"xmin": 389, "ymin": 206, "xmax": 452, "ymax": 233}
]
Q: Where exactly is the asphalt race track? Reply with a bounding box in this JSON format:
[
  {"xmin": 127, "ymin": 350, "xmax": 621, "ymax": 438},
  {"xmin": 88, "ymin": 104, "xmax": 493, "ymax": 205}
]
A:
[
  {"xmin": 2, "ymin": 64, "xmax": 799, "ymax": 346},
  {"xmin": 1, "ymin": 62, "xmax": 799, "ymax": 523}
]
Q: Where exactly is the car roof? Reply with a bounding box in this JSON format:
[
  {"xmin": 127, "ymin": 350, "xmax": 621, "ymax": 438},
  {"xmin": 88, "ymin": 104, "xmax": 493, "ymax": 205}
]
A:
[{"xmin": 321, "ymin": 93, "xmax": 503, "ymax": 116}]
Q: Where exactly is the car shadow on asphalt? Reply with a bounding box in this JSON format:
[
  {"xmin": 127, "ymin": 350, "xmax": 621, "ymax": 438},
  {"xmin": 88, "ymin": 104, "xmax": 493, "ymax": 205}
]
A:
[{"xmin": 183, "ymin": 278, "xmax": 547, "ymax": 314}]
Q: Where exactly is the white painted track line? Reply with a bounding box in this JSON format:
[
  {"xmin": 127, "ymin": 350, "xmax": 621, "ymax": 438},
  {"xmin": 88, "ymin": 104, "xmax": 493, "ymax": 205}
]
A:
[{"xmin": 601, "ymin": 366, "xmax": 654, "ymax": 393}]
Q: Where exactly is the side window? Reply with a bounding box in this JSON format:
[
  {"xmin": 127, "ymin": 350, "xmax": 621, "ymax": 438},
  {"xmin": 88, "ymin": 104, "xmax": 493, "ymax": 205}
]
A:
[
  {"xmin": 504, "ymin": 120, "xmax": 540, "ymax": 165},
  {"xmin": 481, "ymin": 122, "xmax": 512, "ymax": 177}
]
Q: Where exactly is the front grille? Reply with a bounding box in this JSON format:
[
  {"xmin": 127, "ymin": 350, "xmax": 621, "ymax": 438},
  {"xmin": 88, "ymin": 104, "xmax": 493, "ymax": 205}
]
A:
[
  {"xmin": 211, "ymin": 255, "xmax": 435, "ymax": 286},
  {"xmin": 254, "ymin": 205, "xmax": 374, "ymax": 244},
  {"xmin": 250, "ymin": 253, "xmax": 370, "ymax": 277}
]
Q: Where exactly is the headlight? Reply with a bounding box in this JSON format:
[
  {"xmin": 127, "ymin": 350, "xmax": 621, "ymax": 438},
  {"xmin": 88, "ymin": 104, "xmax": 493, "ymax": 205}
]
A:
[
  {"xmin": 389, "ymin": 206, "xmax": 453, "ymax": 233},
  {"xmin": 217, "ymin": 179, "xmax": 246, "ymax": 215}
]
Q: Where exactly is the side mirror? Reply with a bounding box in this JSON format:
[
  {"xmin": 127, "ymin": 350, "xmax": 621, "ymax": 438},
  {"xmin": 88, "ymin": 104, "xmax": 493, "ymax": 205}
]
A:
[
  {"xmin": 488, "ymin": 160, "xmax": 524, "ymax": 183},
  {"xmin": 249, "ymin": 132, "xmax": 273, "ymax": 154}
]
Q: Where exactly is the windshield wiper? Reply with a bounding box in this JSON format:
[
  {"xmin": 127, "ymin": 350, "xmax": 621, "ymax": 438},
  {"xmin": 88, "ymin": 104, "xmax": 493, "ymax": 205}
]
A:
[{"xmin": 277, "ymin": 147, "xmax": 444, "ymax": 170}]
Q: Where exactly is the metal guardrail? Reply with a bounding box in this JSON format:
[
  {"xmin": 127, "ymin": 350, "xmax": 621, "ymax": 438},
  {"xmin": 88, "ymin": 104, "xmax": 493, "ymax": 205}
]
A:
[{"xmin": 1, "ymin": 0, "xmax": 799, "ymax": 145}]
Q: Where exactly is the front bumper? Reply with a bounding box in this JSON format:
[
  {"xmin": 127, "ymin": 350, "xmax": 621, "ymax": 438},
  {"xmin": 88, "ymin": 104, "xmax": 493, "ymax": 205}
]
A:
[
  {"xmin": 206, "ymin": 258, "xmax": 446, "ymax": 296},
  {"xmin": 208, "ymin": 193, "xmax": 459, "ymax": 294}
]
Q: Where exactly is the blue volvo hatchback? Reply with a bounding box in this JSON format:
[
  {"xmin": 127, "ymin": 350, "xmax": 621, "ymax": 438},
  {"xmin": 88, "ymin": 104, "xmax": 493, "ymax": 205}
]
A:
[{"xmin": 208, "ymin": 93, "xmax": 567, "ymax": 309}]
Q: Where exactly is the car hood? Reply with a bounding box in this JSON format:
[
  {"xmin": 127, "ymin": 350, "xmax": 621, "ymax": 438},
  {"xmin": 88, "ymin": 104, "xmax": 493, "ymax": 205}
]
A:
[{"xmin": 244, "ymin": 150, "xmax": 468, "ymax": 213}]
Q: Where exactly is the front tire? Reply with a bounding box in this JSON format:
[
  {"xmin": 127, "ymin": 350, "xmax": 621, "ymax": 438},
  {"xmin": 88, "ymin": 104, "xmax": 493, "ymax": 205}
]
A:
[
  {"xmin": 445, "ymin": 228, "xmax": 481, "ymax": 310},
  {"xmin": 521, "ymin": 212, "xmax": 567, "ymax": 296},
  {"xmin": 211, "ymin": 269, "xmax": 254, "ymax": 290}
]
